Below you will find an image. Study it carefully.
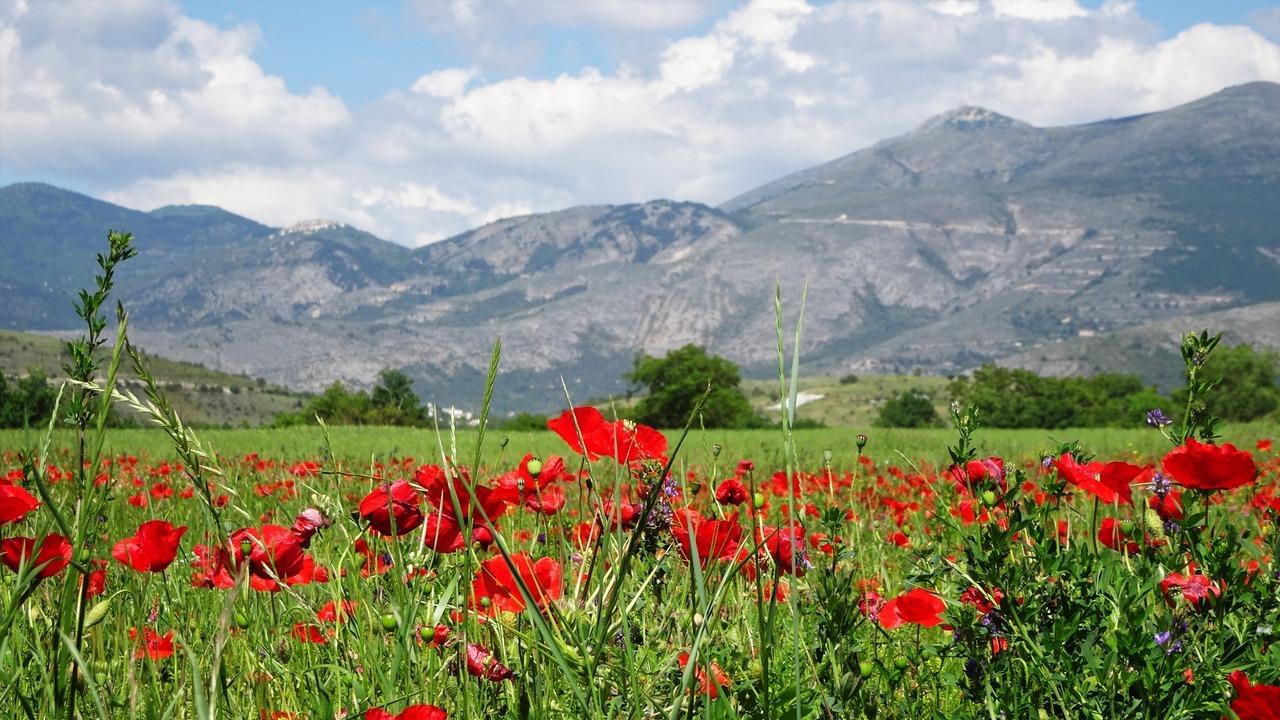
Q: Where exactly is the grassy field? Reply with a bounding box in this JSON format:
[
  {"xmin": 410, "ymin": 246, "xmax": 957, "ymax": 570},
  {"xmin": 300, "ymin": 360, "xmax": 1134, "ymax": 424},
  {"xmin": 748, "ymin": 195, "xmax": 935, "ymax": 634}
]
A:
[
  {"xmin": 3, "ymin": 421, "xmax": 1273, "ymax": 468},
  {"xmin": 0, "ymin": 329, "xmax": 309, "ymax": 427}
]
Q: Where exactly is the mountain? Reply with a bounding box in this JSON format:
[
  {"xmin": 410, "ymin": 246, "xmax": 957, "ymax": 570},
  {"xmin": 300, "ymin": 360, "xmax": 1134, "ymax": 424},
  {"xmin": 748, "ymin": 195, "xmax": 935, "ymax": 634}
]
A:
[{"xmin": 2, "ymin": 82, "xmax": 1277, "ymax": 410}]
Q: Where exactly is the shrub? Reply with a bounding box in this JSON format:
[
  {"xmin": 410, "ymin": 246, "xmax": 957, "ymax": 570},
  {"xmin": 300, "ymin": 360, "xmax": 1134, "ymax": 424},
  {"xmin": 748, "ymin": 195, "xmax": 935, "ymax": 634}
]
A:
[{"xmin": 874, "ymin": 389, "xmax": 940, "ymax": 428}]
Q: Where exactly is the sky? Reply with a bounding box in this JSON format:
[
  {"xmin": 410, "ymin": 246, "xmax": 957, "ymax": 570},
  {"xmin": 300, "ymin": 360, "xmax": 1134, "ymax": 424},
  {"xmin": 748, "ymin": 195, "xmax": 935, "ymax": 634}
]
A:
[{"xmin": 2, "ymin": 0, "xmax": 1279, "ymax": 247}]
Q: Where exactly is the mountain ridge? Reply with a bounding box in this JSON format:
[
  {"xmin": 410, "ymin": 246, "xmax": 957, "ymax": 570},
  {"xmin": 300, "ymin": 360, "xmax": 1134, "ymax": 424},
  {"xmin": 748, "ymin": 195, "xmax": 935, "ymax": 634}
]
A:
[{"xmin": 3, "ymin": 82, "xmax": 1278, "ymax": 411}]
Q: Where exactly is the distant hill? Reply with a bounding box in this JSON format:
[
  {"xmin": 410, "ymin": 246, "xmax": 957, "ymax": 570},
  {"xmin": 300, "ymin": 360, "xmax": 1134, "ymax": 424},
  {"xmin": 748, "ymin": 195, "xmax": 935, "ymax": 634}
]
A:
[
  {"xmin": 2, "ymin": 82, "xmax": 1277, "ymax": 411},
  {"xmin": 0, "ymin": 330, "xmax": 308, "ymax": 427}
]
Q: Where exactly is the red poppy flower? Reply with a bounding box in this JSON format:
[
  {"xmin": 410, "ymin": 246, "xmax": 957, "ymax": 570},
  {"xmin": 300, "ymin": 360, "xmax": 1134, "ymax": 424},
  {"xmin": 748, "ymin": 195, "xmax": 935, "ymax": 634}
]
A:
[
  {"xmin": 760, "ymin": 524, "xmax": 810, "ymax": 577},
  {"xmin": 958, "ymin": 586, "xmax": 1003, "ymax": 615},
  {"xmin": 420, "ymin": 513, "xmax": 467, "ymax": 554},
  {"xmin": 1054, "ymin": 455, "xmax": 1148, "ymax": 505},
  {"xmin": 130, "ymin": 628, "xmax": 175, "ymax": 660},
  {"xmin": 221, "ymin": 510, "xmax": 326, "ymax": 590},
  {"xmin": 1097, "ymin": 517, "xmax": 1141, "ymax": 554},
  {"xmin": 0, "ymin": 481, "xmax": 40, "ymax": 525},
  {"xmin": 949, "ymin": 457, "xmax": 1006, "ymax": 493},
  {"xmin": 678, "ymin": 652, "xmax": 732, "ymax": 698},
  {"xmin": 112, "ymin": 520, "xmax": 187, "ymax": 573},
  {"xmin": 358, "ymin": 481, "xmax": 424, "ymax": 536},
  {"xmin": 292, "ymin": 623, "xmax": 327, "ymax": 644},
  {"xmin": 1, "ymin": 533, "xmax": 72, "ymax": 578},
  {"xmin": 878, "ymin": 588, "xmax": 946, "ymax": 630},
  {"xmin": 1162, "ymin": 438, "xmax": 1257, "ymax": 492},
  {"xmin": 1148, "ymin": 489, "xmax": 1184, "ymax": 521},
  {"xmin": 714, "ymin": 477, "xmax": 749, "ymax": 505},
  {"xmin": 464, "ymin": 642, "xmax": 515, "ymax": 682},
  {"xmin": 367, "ymin": 705, "xmax": 448, "ymax": 720},
  {"xmin": 317, "ymin": 599, "xmax": 356, "ymax": 623},
  {"xmin": 1160, "ymin": 568, "xmax": 1222, "ymax": 610},
  {"xmin": 471, "ymin": 553, "xmax": 563, "ymax": 615},
  {"xmin": 547, "ymin": 407, "xmax": 667, "ymax": 463},
  {"xmin": 671, "ymin": 509, "xmax": 742, "ymax": 569},
  {"xmin": 1227, "ymin": 671, "xmax": 1280, "ymax": 720}
]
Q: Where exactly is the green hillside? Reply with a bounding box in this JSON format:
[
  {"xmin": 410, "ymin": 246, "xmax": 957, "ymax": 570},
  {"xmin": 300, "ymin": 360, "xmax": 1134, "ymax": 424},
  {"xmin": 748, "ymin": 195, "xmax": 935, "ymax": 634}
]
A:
[
  {"xmin": 743, "ymin": 373, "xmax": 951, "ymax": 427},
  {"xmin": 0, "ymin": 329, "xmax": 309, "ymax": 427}
]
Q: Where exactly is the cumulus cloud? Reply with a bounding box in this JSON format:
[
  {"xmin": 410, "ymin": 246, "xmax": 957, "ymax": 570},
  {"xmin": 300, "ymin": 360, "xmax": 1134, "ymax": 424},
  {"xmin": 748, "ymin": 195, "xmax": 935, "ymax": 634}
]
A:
[{"xmin": 3, "ymin": 0, "xmax": 1280, "ymax": 246}]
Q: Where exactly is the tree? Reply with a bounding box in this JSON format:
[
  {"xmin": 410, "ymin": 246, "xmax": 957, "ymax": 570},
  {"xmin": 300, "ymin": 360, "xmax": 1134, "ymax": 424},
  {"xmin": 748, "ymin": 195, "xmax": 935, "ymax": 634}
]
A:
[
  {"xmin": 875, "ymin": 389, "xmax": 940, "ymax": 428},
  {"xmin": 370, "ymin": 369, "xmax": 427, "ymax": 425},
  {"xmin": 626, "ymin": 345, "xmax": 757, "ymax": 428},
  {"xmin": 949, "ymin": 364, "xmax": 1163, "ymax": 428},
  {"xmin": 1173, "ymin": 343, "xmax": 1279, "ymax": 422},
  {"xmin": 0, "ymin": 370, "xmax": 58, "ymax": 428}
]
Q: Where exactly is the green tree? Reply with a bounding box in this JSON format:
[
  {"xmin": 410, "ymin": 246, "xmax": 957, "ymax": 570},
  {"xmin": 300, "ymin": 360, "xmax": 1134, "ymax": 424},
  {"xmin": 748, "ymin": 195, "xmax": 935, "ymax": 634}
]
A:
[
  {"xmin": 0, "ymin": 370, "xmax": 57, "ymax": 428},
  {"xmin": 949, "ymin": 364, "xmax": 1162, "ymax": 428},
  {"xmin": 370, "ymin": 369, "xmax": 427, "ymax": 425},
  {"xmin": 1173, "ymin": 343, "xmax": 1279, "ymax": 421},
  {"xmin": 626, "ymin": 345, "xmax": 757, "ymax": 428},
  {"xmin": 874, "ymin": 389, "xmax": 940, "ymax": 428}
]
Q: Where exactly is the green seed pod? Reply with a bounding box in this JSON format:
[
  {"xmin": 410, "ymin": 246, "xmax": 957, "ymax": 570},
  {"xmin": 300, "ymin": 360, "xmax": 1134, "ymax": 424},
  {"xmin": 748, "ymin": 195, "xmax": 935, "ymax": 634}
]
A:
[
  {"xmin": 856, "ymin": 434, "xmax": 869, "ymax": 451},
  {"xmin": 858, "ymin": 660, "xmax": 875, "ymax": 678},
  {"xmin": 893, "ymin": 656, "xmax": 909, "ymax": 671},
  {"xmin": 1119, "ymin": 519, "xmax": 1135, "ymax": 536},
  {"xmin": 84, "ymin": 598, "xmax": 112, "ymax": 630},
  {"xmin": 525, "ymin": 457, "xmax": 543, "ymax": 477},
  {"xmin": 712, "ymin": 444, "xmax": 722, "ymax": 458},
  {"xmin": 981, "ymin": 490, "xmax": 998, "ymax": 507},
  {"xmin": 752, "ymin": 492, "xmax": 766, "ymax": 510},
  {"xmin": 234, "ymin": 611, "xmax": 251, "ymax": 629},
  {"xmin": 380, "ymin": 613, "xmax": 398, "ymax": 632},
  {"xmin": 1145, "ymin": 508, "xmax": 1167, "ymax": 542}
]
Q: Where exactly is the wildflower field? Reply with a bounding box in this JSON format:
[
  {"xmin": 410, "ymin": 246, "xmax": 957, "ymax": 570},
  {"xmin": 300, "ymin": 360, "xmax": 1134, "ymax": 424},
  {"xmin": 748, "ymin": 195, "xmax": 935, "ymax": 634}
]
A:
[{"xmin": 2, "ymin": 234, "xmax": 1279, "ymax": 720}]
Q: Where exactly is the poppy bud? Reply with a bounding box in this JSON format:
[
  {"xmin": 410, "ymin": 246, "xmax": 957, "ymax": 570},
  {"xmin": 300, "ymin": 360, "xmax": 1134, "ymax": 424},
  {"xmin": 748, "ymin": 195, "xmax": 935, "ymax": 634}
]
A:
[
  {"xmin": 752, "ymin": 493, "xmax": 766, "ymax": 510},
  {"xmin": 84, "ymin": 598, "xmax": 112, "ymax": 630},
  {"xmin": 981, "ymin": 490, "xmax": 998, "ymax": 507},
  {"xmin": 856, "ymin": 434, "xmax": 868, "ymax": 451},
  {"xmin": 500, "ymin": 436, "xmax": 510, "ymax": 449},
  {"xmin": 526, "ymin": 458, "xmax": 543, "ymax": 477},
  {"xmin": 234, "ymin": 611, "xmax": 251, "ymax": 629}
]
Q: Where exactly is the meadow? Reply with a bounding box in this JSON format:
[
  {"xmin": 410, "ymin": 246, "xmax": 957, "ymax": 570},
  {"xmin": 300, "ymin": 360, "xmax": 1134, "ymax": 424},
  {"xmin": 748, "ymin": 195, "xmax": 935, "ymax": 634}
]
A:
[{"xmin": 1, "ymin": 233, "xmax": 1278, "ymax": 720}]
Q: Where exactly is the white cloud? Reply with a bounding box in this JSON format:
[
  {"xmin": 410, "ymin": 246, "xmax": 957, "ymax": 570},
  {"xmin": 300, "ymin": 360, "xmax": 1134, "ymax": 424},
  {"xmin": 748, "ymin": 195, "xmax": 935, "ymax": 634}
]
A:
[
  {"xmin": 411, "ymin": 68, "xmax": 476, "ymax": 98},
  {"xmin": 4, "ymin": 0, "xmax": 1280, "ymax": 247},
  {"xmin": 991, "ymin": 0, "xmax": 1086, "ymax": 21}
]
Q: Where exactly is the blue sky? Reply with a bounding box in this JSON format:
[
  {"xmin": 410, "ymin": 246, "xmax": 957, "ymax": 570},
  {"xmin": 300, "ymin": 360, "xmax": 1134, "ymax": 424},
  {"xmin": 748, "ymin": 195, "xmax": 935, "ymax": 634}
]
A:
[
  {"xmin": 4, "ymin": 0, "xmax": 1280, "ymax": 245},
  {"xmin": 182, "ymin": 0, "xmax": 1280, "ymax": 107}
]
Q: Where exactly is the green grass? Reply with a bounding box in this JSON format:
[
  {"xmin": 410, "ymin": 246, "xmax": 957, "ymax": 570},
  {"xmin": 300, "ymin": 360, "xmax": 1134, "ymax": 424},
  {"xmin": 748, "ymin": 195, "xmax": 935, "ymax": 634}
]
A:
[
  {"xmin": 0, "ymin": 329, "xmax": 310, "ymax": 427},
  {"xmin": 3, "ymin": 421, "xmax": 1273, "ymax": 468}
]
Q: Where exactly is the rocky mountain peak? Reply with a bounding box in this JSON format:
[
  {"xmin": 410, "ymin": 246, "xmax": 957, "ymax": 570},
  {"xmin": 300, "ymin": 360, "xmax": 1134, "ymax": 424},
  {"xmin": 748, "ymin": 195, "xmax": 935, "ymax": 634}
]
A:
[{"xmin": 921, "ymin": 105, "xmax": 1025, "ymax": 132}]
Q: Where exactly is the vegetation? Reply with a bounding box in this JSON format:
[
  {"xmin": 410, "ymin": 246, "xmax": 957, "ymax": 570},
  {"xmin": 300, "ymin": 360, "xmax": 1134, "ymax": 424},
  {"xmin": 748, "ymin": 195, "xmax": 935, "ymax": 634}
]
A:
[
  {"xmin": 0, "ymin": 369, "xmax": 57, "ymax": 428},
  {"xmin": 1171, "ymin": 342, "xmax": 1279, "ymax": 422},
  {"xmin": 627, "ymin": 344, "xmax": 757, "ymax": 428},
  {"xmin": 874, "ymin": 388, "xmax": 941, "ymax": 428},
  {"xmin": 948, "ymin": 365, "xmax": 1165, "ymax": 428},
  {"xmin": 272, "ymin": 369, "xmax": 429, "ymax": 427},
  {"xmin": 0, "ymin": 328, "xmax": 308, "ymax": 427}
]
